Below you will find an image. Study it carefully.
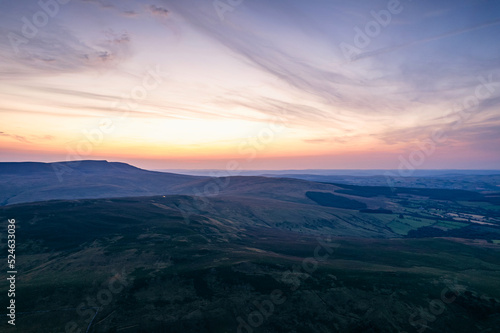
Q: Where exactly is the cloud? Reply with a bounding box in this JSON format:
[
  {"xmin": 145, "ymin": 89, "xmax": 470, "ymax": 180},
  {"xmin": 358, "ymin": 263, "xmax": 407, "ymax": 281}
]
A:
[
  {"xmin": 160, "ymin": 0, "xmax": 401, "ymax": 124},
  {"xmin": 80, "ymin": 0, "xmax": 140, "ymax": 17},
  {"xmin": 79, "ymin": 0, "xmax": 121, "ymax": 12},
  {"xmin": 122, "ymin": 10, "xmax": 139, "ymax": 17},
  {"xmin": 159, "ymin": 0, "xmax": 500, "ymax": 151},
  {"xmin": 0, "ymin": 24, "xmax": 132, "ymax": 77},
  {"xmin": 26, "ymin": 86, "xmax": 120, "ymax": 102},
  {"xmin": 0, "ymin": 132, "xmax": 30, "ymax": 143},
  {"xmin": 213, "ymin": 93, "xmax": 345, "ymax": 127},
  {"xmin": 81, "ymin": 0, "xmax": 114, "ymax": 9},
  {"xmin": 303, "ymin": 137, "xmax": 353, "ymax": 144},
  {"xmin": 352, "ymin": 19, "xmax": 500, "ymax": 62},
  {"xmin": 377, "ymin": 93, "xmax": 500, "ymax": 147},
  {"xmin": 162, "ymin": 0, "xmax": 493, "ymax": 121},
  {"xmin": 149, "ymin": 5, "xmax": 169, "ymax": 17}
]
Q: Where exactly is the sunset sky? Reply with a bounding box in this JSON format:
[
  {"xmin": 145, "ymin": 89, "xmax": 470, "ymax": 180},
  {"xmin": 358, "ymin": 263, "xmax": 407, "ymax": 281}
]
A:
[{"xmin": 1, "ymin": 0, "xmax": 499, "ymax": 170}]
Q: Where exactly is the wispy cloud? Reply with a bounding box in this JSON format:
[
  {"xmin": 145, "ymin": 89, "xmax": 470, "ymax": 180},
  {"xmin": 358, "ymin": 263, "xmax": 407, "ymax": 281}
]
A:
[
  {"xmin": 148, "ymin": 5, "xmax": 169, "ymax": 17},
  {"xmin": 80, "ymin": 0, "xmax": 139, "ymax": 17},
  {"xmin": 122, "ymin": 10, "xmax": 139, "ymax": 17},
  {"xmin": 0, "ymin": 24, "xmax": 132, "ymax": 77},
  {"xmin": 162, "ymin": 1, "xmax": 357, "ymax": 106},
  {"xmin": 0, "ymin": 132, "xmax": 30, "ymax": 143},
  {"xmin": 81, "ymin": 0, "xmax": 114, "ymax": 9},
  {"xmin": 377, "ymin": 95, "xmax": 500, "ymax": 147},
  {"xmin": 352, "ymin": 19, "xmax": 500, "ymax": 62},
  {"xmin": 1, "ymin": 0, "xmax": 499, "ymax": 168}
]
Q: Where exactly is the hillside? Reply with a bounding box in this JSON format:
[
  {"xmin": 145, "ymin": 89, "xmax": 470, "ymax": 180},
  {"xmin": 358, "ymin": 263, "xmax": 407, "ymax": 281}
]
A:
[
  {"xmin": 2, "ymin": 161, "xmax": 500, "ymax": 240},
  {"xmin": 0, "ymin": 160, "xmax": 206, "ymax": 206},
  {"xmin": 0, "ymin": 197, "xmax": 499, "ymax": 332},
  {"xmin": 1, "ymin": 161, "xmax": 500, "ymax": 332},
  {"xmin": 0, "ymin": 160, "xmax": 363, "ymax": 207}
]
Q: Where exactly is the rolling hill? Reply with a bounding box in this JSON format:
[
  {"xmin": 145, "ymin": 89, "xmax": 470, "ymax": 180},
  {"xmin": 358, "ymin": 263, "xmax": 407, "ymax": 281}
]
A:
[
  {"xmin": 0, "ymin": 196, "xmax": 499, "ymax": 332},
  {"xmin": 0, "ymin": 160, "xmax": 207, "ymax": 206},
  {"xmin": 1, "ymin": 161, "xmax": 500, "ymax": 332}
]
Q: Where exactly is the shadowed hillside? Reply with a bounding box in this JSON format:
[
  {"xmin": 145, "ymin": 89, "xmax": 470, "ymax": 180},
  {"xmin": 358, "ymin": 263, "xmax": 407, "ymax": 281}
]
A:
[
  {"xmin": 0, "ymin": 160, "xmax": 206, "ymax": 206},
  {"xmin": 0, "ymin": 197, "xmax": 499, "ymax": 333},
  {"xmin": 1, "ymin": 161, "xmax": 500, "ymax": 332},
  {"xmin": 0, "ymin": 161, "xmax": 354, "ymax": 207}
]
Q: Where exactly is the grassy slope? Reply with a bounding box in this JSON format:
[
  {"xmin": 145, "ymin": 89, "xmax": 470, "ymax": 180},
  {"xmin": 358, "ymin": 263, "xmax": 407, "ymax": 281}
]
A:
[
  {"xmin": 0, "ymin": 197, "xmax": 499, "ymax": 333},
  {"xmin": 0, "ymin": 161, "xmax": 205, "ymax": 205}
]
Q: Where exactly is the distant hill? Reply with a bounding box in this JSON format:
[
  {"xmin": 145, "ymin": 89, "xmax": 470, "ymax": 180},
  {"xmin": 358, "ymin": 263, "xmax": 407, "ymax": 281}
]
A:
[
  {"xmin": 2, "ymin": 160, "xmax": 379, "ymax": 207},
  {"xmin": 0, "ymin": 160, "xmax": 352, "ymax": 207},
  {"xmin": 0, "ymin": 160, "xmax": 206, "ymax": 205},
  {"xmin": 264, "ymin": 173, "xmax": 500, "ymax": 191},
  {"xmin": 157, "ymin": 169, "xmax": 500, "ymax": 177}
]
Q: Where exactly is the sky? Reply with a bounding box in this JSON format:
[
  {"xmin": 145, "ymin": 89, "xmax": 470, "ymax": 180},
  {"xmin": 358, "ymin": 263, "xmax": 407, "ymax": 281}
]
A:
[{"xmin": 0, "ymin": 0, "xmax": 499, "ymax": 170}]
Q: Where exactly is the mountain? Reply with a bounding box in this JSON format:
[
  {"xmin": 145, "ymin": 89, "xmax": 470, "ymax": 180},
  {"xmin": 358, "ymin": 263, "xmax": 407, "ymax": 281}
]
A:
[
  {"xmin": 0, "ymin": 160, "xmax": 206, "ymax": 206},
  {"xmin": 0, "ymin": 160, "xmax": 352, "ymax": 206}
]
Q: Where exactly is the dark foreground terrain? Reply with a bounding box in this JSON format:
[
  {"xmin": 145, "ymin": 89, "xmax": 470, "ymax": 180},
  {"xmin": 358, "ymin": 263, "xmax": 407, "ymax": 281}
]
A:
[
  {"xmin": 1, "ymin": 161, "xmax": 499, "ymax": 332},
  {"xmin": 1, "ymin": 195, "xmax": 499, "ymax": 333}
]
